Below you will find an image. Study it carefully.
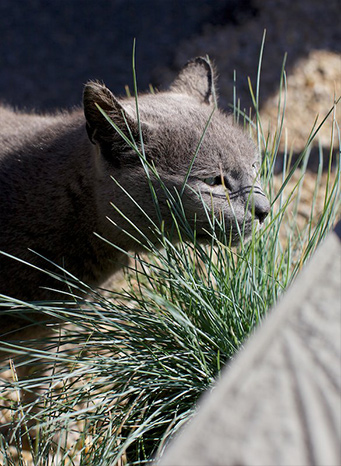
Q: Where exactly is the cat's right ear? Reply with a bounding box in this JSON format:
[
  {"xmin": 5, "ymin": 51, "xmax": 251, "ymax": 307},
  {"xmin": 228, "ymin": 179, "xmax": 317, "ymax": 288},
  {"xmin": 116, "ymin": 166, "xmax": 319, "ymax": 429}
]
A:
[
  {"xmin": 170, "ymin": 57, "xmax": 216, "ymax": 105},
  {"xmin": 83, "ymin": 81, "xmax": 138, "ymax": 146}
]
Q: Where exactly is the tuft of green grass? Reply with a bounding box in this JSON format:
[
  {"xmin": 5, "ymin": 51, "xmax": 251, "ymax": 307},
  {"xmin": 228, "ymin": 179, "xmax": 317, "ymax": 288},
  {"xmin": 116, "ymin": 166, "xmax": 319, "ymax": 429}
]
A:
[{"xmin": 0, "ymin": 43, "xmax": 340, "ymax": 465}]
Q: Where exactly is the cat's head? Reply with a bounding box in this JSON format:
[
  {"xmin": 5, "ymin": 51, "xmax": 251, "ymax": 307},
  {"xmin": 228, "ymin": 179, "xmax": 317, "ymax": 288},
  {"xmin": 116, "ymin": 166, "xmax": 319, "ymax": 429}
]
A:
[{"xmin": 83, "ymin": 57, "xmax": 270, "ymax": 246}]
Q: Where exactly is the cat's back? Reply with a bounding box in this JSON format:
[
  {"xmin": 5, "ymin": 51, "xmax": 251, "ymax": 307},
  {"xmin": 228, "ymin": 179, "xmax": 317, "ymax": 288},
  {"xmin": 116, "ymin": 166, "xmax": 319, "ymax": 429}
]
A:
[
  {"xmin": 0, "ymin": 105, "xmax": 83, "ymax": 159},
  {"xmin": 0, "ymin": 105, "xmax": 54, "ymax": 141}
]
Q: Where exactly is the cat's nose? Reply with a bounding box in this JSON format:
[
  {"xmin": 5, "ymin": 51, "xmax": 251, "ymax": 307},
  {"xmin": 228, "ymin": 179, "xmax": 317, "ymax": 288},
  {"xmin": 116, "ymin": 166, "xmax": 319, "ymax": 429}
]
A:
[{"xmin": 253, "ymin": 194, "xmax": 270, "ymax": 224}]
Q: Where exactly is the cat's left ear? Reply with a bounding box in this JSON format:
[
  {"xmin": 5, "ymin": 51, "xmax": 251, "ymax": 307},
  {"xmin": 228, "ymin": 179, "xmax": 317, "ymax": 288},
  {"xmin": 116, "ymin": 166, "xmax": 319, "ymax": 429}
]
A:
[
  {"xmin": 170, "ymin": 57, "xmax": 217, "ymax": 105},
  {"xmin": 83, "ymin": 81, "xmax": 138, "ymax": 146}
]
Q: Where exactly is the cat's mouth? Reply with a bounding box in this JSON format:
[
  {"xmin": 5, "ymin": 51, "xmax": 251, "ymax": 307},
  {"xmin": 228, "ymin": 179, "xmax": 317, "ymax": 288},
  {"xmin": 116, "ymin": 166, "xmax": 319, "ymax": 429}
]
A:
[{"xmin": 190, "ymin": 216, "xmax": 254, "ymax": 246}]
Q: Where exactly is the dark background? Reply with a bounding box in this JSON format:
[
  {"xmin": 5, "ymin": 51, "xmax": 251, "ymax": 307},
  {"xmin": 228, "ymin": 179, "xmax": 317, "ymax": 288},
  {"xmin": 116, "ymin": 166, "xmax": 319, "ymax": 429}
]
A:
[
  {"xmin": 0, "ymin": 0, "xmax": 243, "ymax": 111},
  {"xmin": 0, "ymin": 0, "xmax": 339, "ymax": 117}
]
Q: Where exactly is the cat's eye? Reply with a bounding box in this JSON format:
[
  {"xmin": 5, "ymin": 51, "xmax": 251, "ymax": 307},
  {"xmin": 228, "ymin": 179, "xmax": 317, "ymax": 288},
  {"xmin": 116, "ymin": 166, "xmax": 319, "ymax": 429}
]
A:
[
  {"xmin": 203, "ymin": 176, "xmax": 221, "ymax": 186},
  {"xmin": 202, "ymin": 175, "xmax": 233, "ymax": 191}
]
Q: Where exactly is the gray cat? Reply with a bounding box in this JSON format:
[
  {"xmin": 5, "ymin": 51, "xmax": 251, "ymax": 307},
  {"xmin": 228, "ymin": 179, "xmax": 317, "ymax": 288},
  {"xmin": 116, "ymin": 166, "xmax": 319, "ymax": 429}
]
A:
[{"xmin": 0, "ymin": 57, "xmax": 269, "ymax": 338}]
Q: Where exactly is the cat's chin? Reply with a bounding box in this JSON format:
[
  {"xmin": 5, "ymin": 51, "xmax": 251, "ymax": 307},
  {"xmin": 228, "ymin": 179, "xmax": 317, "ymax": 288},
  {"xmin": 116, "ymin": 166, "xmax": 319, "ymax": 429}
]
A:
[{"xmin": 192, "ymin": 227, "xmax": 248, "ymax": 247}]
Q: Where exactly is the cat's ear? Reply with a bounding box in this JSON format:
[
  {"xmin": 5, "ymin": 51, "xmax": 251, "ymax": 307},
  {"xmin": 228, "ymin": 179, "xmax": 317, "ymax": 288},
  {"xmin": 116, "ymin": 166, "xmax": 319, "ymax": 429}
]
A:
[
  {"xmin": 170, "ymin": 57, "xmax": 216, "ymax": 105},
  {"xmin": 83, "ymin": 81, "xmax": 138, "ymax": 146}
]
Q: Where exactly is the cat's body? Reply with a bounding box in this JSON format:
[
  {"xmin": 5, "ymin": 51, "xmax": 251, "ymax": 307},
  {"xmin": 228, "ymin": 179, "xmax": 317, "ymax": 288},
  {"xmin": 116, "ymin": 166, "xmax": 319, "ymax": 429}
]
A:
[
  {"xmin": 0, "ymin": 58, "xmax": 270, "ymax": 339},
  {"xmin": 0, "ymin": 107, "xmax": 126, "ymax": 304}
]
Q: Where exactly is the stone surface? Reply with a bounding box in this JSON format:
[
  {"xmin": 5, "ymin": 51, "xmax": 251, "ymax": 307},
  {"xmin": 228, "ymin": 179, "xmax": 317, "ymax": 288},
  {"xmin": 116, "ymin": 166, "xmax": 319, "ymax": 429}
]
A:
[{"xmin": 158, "ymin": 226, "xmax": 341, "ymax": 466}]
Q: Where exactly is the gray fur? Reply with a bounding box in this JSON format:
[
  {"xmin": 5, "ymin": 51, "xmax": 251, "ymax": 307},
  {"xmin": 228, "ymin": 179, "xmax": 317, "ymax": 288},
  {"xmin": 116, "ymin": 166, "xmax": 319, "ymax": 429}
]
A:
[{"xmin": 0, "ymin": 57, "xmax": 269, "ymax": 338}]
